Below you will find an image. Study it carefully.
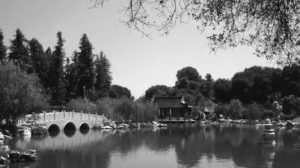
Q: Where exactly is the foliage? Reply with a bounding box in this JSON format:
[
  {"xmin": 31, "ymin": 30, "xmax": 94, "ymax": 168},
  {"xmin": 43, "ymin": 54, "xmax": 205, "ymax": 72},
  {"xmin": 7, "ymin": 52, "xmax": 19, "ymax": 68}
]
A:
[
  {"xmin": 145, "ymin": 85, "xmax": 173, "ymax": 100},
  {"xmin": 95, "ymin": 0, "xmax": 300, "ymax": 64},
  {"xmin": 231, "ymin": 66, "xmax": 282, "ymax": 104},
  {"xmin": 67, "ymin": 98, "xmax": 97, "ymax": 114},
  {"xmin": 109, "ymin": 85, "xmax": 132, "ymax": 99},
  {"xmin": 8, "ymin": 29, "xmax": 32, "ymax": 72},
  {"xmin": 29, "ymin": 38, "xmax": 50, "ymax": 88},
  {"xmin": 114, "ymin": 98, "xmax": 134, "ymax": 122},
  {"xmin": 243, "ymin": 103, "xmax": 264, "ymax": 120},
  {"xmin": 226, "ymin": 99, "xmax": 244, "ymax": 119},
  {"xmin": 176, "ymin": 66, "xmax": 200, "ymax": 82},
  {"xmin": 282, "ymin": 95, "xmax": 300, "ymax": 116},
  {"xmin": 77, "ymin": 34, "xmax": 94, "ymax": 97},
  {"xmin": 281, "ymin": 64, "xmax": 300, "ymax": 97},
  {"xmin": 50, "ymin": 32, "xmax": 66, "ymax": 105},
  {"xmin": 132, "ymin": 101, "xmax": 158, "ymax": 122},
  {"xmin": 214, "ymin": 104, "xmax": 228, "ymax": 118},
  {"xmin": 95, "ymin": 51, "xmax": 112, "ymax": 98},
  {"xmin": 213, "ymin": 79, "xmax": 232, "ymax": 103},
  {"xmin": 0, "ymin": 29, "xmax": 6, "ymax": 60},
  {"xmin": 0, "ymin": 61, "xmax": 49, "ymax": 121}
]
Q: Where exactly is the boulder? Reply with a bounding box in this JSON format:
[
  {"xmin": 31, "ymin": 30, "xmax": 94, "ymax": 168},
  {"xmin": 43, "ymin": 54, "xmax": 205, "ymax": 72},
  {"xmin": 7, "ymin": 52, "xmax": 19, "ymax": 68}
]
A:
[
  {"xmin": 0, "ymin": 156, "xmax": 9, "ymax": 165},
  {"xmin": 9, "ymin": 149, "xmax": 37, "ymax": 162},
  {"xmin": 286, "ymin": 120, "xmax": 296, "ymax": 128},
  {"xmin": 31, "ymin": 126, "xmax": 47, "ymax": 136}
]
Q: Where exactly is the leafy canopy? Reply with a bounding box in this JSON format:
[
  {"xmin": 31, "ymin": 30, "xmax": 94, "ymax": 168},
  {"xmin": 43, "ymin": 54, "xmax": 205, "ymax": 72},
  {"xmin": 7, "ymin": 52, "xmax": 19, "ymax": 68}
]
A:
[{"xmin": 93, "ymin": 0, "xmax": 300, "ymax": 65}]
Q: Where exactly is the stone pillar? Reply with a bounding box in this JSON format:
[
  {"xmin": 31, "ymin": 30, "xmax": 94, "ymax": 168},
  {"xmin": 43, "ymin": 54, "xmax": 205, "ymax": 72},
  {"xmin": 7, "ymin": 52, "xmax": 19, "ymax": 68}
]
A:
[
  {"xmin": 169, "ymin": 108, "xmax": 172, "ymax": 121},
  {"xmin": 158, "ymin": 109, "xmax": 160, "ymax": 121}
]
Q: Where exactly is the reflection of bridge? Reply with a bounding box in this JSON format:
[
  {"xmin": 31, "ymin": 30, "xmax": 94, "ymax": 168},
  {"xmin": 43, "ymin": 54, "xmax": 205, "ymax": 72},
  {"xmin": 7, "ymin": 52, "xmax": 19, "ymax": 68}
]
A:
[
  {"xmin": 22, "ymin": 111, "xmax": 107, "ymax": 131},
  {"xmin": 15, "ymin": 130, "xmax": 115, "ymax": 151}
]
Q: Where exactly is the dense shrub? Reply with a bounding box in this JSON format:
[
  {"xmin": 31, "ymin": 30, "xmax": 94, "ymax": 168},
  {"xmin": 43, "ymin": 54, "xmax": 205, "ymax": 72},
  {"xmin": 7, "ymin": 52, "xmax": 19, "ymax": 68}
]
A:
[
  {"xmin": 67, "ymin": 98, "xmax": 97, "ymax": 114},
  {"xmin": 227, "ymin": 99, "xmax": 244, "ymax": 119},
  {"xmin": 132, "ymin": 101, "xmax": 158, "ymax": 122},
  {"xmin": 243, "ymin": 103, "xmax": 263, "ymax": 120}
]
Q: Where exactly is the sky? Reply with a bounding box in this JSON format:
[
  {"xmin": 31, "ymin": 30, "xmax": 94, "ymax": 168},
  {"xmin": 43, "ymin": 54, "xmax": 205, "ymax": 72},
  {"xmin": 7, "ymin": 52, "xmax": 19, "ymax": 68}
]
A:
[{"xmin": 0, "ymin": 0, "xmax": 276, "ymax": 99}]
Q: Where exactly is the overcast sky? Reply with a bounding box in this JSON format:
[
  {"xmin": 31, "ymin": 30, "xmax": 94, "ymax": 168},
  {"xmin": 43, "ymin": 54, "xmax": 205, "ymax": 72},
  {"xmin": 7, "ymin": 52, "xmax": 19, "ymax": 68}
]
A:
[{"xmin": 0, "ymin": 0, "xmax": 276, "ymax": 98}]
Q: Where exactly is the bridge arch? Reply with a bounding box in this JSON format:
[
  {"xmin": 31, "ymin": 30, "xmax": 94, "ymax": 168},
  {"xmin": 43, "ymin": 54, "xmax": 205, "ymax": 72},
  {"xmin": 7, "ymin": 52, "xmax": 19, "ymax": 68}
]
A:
[
  {"xmin": 64, "ymin": 122, "xmax": 76, "ymax": 131},
  {"xmin": 63, "ymin": 122, "xmax": 76, "ymax": 137},
  {"xmin": 48, "ymin": 124, "xmax": 60, "ymax": 132},
  {"xmin": 79, "ymin": 123, "xmax": 89, "ymax": 130},
  {"xmin": 79, "ymin": 123, "xmax": 90, "ymax": 135}
]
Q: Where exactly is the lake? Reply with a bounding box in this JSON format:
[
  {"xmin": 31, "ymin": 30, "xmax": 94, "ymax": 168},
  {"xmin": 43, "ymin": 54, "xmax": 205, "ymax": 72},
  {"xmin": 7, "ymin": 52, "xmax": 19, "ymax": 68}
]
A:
[{"xmin": 5, "ymin": 124, "xmax": 300, "ymax": 168}]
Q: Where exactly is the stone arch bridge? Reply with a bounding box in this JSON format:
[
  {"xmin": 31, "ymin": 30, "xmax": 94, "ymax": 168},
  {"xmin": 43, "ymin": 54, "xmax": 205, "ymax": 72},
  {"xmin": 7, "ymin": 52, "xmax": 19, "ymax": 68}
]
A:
[{"xmin": 20, "ymin": 111, "xmax": 107, "ymax": 132}]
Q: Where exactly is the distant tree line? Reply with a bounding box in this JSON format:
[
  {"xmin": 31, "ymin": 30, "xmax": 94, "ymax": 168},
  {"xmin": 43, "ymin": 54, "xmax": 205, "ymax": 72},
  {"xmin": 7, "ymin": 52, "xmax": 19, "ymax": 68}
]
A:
[
  {"xmin": 144, "ymin": 65, "xmax": 300, "ymax": 119},
  {"xmin": 0, "ymin": 28, "xmax": 135, "ymax": 123}
]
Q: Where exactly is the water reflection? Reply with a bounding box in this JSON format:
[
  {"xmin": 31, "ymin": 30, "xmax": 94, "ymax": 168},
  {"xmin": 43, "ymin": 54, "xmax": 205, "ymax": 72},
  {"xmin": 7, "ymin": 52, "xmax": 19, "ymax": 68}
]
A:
[{"xmin": 6, "ymin": 124, "xmax": 300, "ymax": 168}]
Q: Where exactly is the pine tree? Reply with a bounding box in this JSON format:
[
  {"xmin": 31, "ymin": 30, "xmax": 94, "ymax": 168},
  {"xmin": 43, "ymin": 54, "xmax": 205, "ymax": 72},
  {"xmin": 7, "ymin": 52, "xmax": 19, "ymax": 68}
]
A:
[
  {"xmin": 65, "ymin": 51, "xmax": 79, "ymax": 100},
  {"xmin": 77, "ymin": 34, "xmax": 94, "ymax": 98},
  {"xmin": 50, "ymin": 32, "xmax": 66, "ymax": 105},
  {"xmin": 43, "ymin": 47, "xmax": 53, "ymax": 89},
  {"xmin": 29, "ymin": 38, "xmax": 47, "ymax": 80},
  {"xmin": 95, "ymin": 51, "xmax": 112, "ymax": 98},
  {"xmin": 9, "ymin": 29, "xmax": 32, "ymax": 72},
  {"xmin": 0, "ymin": 29, "xmax": 6, "ymax": 61}
]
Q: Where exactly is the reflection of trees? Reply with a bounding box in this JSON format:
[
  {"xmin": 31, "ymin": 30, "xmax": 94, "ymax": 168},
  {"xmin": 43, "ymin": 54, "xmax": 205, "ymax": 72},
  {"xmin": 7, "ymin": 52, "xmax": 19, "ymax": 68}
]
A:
[{"xmin": 11, "ymin": 126, "xmax": 300, "ymax": 168}]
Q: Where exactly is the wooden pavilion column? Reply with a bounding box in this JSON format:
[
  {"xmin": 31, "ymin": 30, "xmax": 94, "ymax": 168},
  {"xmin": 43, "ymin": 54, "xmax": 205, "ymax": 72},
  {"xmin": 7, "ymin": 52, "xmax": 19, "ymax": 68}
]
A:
[{"xmin": 158, "ymin": 109, "xmax": 160, "ymax": 121}]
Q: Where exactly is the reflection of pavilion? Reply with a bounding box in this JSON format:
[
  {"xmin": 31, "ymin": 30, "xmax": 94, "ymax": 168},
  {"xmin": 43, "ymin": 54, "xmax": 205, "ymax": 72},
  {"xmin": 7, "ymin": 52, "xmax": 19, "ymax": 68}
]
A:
[{"xmin": 152, "ymin": 97, "xmax": 192, "ymax": 122}]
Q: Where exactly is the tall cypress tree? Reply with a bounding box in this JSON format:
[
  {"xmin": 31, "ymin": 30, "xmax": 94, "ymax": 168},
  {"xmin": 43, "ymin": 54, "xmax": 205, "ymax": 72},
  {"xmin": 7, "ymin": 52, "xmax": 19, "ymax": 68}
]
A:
[
  {"xmin": 0, "ymin": 29, "xmax": 6, "ymax": 61},
  {"xmin": 29, "ymin": 38, "xmax": 46, "ymax": 79},
  {"xmin": 9, "ymin": 29, "xmax": 32, "ymax": 72},
  {"xmin": 50, "ymin": 32, "xmax": 66, "ymax": 105},
  {"xmin": 95, "ymin": 51, "xmax": 112, "ymax": 98},
  {"xmin": 77, "ymin": 34, "xmax": 94, "ymax": 98}
]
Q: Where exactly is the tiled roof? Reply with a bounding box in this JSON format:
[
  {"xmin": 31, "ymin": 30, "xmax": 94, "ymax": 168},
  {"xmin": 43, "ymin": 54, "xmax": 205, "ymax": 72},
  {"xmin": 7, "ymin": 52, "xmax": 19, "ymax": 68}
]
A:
[{"xmin": 152, "ymin": 96, "xmax": 186, "ymax": 108}]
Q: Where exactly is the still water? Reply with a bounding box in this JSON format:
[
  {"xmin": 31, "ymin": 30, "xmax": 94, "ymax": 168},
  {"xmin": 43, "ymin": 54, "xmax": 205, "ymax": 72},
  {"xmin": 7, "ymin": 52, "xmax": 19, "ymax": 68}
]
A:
[{"xmin": 6, "ymin": 124, "xmax": 300, "ymax": 168}]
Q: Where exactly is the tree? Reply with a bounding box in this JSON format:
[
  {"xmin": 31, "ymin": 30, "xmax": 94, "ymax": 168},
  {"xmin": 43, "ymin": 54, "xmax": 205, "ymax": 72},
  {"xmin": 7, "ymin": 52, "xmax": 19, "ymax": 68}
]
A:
[
  {"xmin": 95, "ymin": 51, "xmax": 112, "ymax": 98},
  {"xmin": 231, "ymin": 66, "xmax": 281, "ymax": 104},
  {"xmin": 145, "ymin": 85, "xmax": 173, "ymax": 100},
  {"xmin": 109, "ymin": 85, "xmax": 132, "ymax": 99},
  {"xmin": 281, "ymin": 64, "xmax": 300, "ymax": 97},
  {"xmin": 65, "ymin": 52, "xmax": 79, "ymax": 100},
  {"xmin": 282, "ymin": 95, "xmax": 300, "ymax": 116},
  {"xmin": 42, "ymin": 47, "xmax": 53, "ymax": 89},
  {"xmin": 200, "ymin": 74, "xmax": 214, "ymax": 98},
  {"xmin": 9, "ymin": 29, "xmax": 32, "ymax": 72},
  {"xmin": 213, "ymin": 79, "xmax": 232, "ymax": 103},
  {"xmin": 114, "ymin": 97, "xmax": 133, "ymax": 122},
  {"xmin": 0, "ymin": 61, "xmax": 48, "ymax": 122},
  {"xmin": 176, "ymin": 66, "xmax": 200, "ymax": 82},
  {"xmin": 0, "ymin": 29, "xmax": 6, "ymax": 61},
  {"xmin": 77, "ymin": 34, "xmax": 94, "ymax": 98},
  {"xmin": 227, "ymin": 99, "xmax": 244, "ymax": 119},
  {"xmin": 50, "ymin": 32, "xmax": 66, "ymax": 105},
  {"xmin": 28, "ymin": 38, "xmax": 49, "ymax": 86},
  {"xmin": 95, "ymin": 0, "xmax": 300, "ymax": 64}
]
